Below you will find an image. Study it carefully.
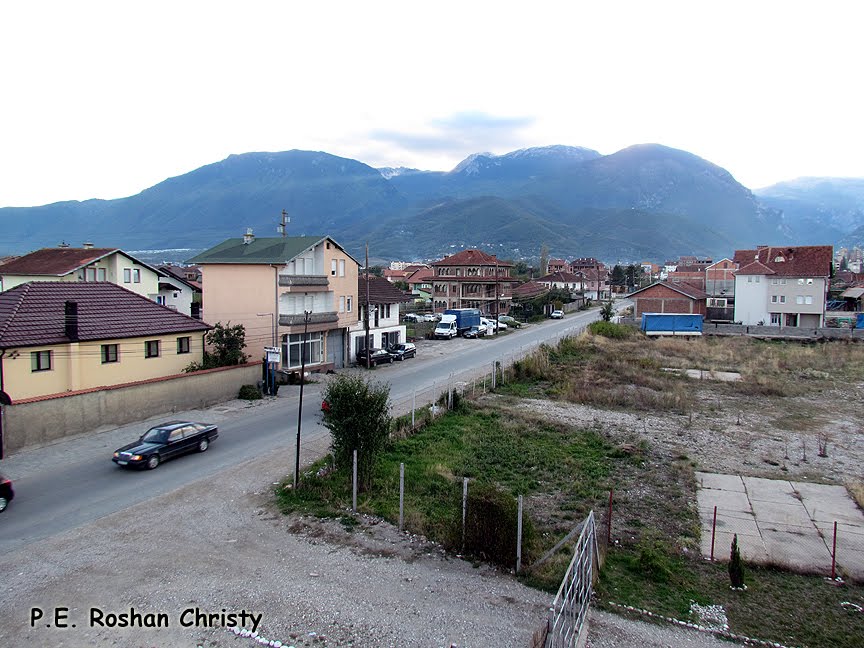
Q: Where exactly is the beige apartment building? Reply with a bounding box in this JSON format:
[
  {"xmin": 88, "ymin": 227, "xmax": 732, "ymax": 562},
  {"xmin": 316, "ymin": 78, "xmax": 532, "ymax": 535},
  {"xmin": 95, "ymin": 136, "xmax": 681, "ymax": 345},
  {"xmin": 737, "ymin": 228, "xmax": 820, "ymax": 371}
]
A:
[
  {"xmin": 189, "ymin": 232, "xmax": 359, "ymax": 372},
  {"xmin": 431, "ymin": 249, "xmax": 514, "ymax": 315}
]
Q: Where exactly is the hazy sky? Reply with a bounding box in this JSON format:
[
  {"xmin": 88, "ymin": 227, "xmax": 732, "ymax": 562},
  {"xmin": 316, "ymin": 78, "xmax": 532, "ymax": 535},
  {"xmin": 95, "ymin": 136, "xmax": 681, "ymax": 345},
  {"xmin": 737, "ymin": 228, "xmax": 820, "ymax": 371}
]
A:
[{"xmin": 1, "ymin": 1, "xmax": 861, "ymax": 207}]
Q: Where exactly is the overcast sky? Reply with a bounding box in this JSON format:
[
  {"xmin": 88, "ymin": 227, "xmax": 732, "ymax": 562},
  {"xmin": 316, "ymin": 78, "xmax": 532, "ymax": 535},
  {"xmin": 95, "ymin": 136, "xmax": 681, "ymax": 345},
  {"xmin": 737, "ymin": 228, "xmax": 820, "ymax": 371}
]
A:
[{"xmin": 1, "ymin": 1, "xmax": 861, "ymax": 208}]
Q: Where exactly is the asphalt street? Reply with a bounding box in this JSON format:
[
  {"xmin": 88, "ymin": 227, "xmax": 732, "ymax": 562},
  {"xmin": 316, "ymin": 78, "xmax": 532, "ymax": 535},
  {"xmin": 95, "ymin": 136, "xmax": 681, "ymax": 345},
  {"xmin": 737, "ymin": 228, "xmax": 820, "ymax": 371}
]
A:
[{"xmin": 0, "ymin": 309, "xmax": 601, "ymax": 553}]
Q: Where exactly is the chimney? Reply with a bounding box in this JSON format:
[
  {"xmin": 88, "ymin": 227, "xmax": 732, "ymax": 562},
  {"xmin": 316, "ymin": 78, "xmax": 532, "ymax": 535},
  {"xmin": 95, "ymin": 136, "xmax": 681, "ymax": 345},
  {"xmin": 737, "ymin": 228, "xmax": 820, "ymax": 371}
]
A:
[
  {"xmin": 58, "ymin": 241, "xmax": 70, "ymax": 248},
  {"xmin": 243, "ymin": 228, "xmax": 255, "ymax": 245},
  {"xmin": 64, "ymin": 301, "xmax": 79, "ymax": 341},
  {"xmin": 82, "ymin": 242, "xmax": 94, "ymax": 249}
]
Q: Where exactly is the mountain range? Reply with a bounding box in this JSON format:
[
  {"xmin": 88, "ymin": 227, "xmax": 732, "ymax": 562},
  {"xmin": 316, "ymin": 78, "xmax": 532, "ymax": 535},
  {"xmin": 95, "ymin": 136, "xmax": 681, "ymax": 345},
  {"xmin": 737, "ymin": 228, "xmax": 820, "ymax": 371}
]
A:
[{"xmin": 1, "ymin": 144, "xmax": 862, "ymax": 264}]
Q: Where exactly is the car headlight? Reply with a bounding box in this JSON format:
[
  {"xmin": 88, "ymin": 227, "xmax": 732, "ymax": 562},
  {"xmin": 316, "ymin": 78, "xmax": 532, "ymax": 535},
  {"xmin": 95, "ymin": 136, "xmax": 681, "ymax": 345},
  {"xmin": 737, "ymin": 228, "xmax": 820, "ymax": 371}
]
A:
[
  {"xmin": 131, "ymin": 455, "xmax": 143, "ymax": 461},
  {"xmin": 113, "ymin": 452, "xmax": 119, "ymax": 458}
]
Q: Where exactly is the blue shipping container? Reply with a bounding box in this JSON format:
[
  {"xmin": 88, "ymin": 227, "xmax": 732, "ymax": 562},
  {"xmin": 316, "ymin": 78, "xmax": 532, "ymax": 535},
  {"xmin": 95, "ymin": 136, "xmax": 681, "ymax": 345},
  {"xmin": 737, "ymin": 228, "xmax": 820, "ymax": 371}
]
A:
[{"xmin": 640, "ymin": 313, "xmax": 703, "ymax": 336}]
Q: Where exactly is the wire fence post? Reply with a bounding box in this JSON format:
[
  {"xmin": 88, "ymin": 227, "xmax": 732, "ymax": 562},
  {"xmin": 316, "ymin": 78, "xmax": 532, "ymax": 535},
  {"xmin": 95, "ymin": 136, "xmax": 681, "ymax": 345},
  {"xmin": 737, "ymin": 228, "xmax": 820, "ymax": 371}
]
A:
[
  {"xmin": 831, "ymin": 520, "xmax": 838, "ymax": 579},
  {"xmin": 352, "ymin": 449, "xmax": 358, "ymax": 513},
  {"xmin": 491, "ymin": 362, "xmax": 496, "ymax": 389},
  {"xmin": 399, "ymin": 462, "xmax": 405, "ymax": 532},
  {"xmin": 710, "ymin": 505, "xmax": 718, "ymax": 561},
  {"xmin": 516, "ymin": 494, "xmax": 523, "ymax": 574},
  {"xmin": 411, "ymin": 390, "xmax": 416, "ymax": 429},
  {"xmin": 462, "ymin": 477, "xmax": 469, "ymax": 552},
  {"xmin": 607, "ymin": 489, "xmax": 613, "ymax": 545}
]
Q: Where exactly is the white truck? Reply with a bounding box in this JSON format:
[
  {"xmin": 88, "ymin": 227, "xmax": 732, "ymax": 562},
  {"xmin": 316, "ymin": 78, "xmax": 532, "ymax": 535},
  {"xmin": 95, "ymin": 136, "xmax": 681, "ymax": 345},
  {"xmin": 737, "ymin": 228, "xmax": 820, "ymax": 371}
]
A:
[{"xmin": 433, "ymin": 314, "xmax": 458, "ymax": 339}]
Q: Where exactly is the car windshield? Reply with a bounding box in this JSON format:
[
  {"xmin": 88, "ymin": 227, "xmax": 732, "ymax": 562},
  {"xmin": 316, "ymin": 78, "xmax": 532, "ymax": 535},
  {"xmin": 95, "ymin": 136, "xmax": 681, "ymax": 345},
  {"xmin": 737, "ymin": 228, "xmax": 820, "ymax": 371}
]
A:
[{"xmin": 141, "ymin": 427, "xmax": 171, "ymax": 444}]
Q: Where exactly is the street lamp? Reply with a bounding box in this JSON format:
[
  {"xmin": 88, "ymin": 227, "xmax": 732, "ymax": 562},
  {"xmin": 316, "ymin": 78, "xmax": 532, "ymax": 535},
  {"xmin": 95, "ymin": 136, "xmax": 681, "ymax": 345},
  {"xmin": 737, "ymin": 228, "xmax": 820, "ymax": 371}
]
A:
[{"xmin": 294, "ymin": 310, "xmax": 312, "ymax": 489}]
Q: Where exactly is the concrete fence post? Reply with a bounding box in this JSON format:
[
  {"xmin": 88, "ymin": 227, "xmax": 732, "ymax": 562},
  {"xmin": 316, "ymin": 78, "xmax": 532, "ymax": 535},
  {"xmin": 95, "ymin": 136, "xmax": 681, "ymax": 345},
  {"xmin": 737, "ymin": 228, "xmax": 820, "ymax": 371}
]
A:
[
  {"xmin": 516, "ymin": 494, "xmax": 523, "ymax": 574},
  {"xmin": 411, "ymin": 390, "xmax": 415, "ymax": 429},
  {"xmin": 831, "ymin": 520, "xmax": 838, "ymax": 579},
  {"xmin": 399, "ymin": 462, "xmax": 405, "ymax": 532},
  {"xmin": 710, "ymin": 505, "xmax": 718, "ymax": 561},
  {"xmin": 462, "ymin": 477, "xmax": 469, "ymax": 552},
  {"xmin": 352, "ymin": 449, "xmax": 358, "ymax": 513}
]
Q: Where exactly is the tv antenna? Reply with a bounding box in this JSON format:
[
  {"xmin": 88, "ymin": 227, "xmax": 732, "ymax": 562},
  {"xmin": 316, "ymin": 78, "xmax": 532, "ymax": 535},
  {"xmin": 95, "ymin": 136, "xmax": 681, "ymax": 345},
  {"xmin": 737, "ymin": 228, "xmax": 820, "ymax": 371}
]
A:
[{"xmin": 277, "ymin": 209, "xmax": 290, "ymax": 237}]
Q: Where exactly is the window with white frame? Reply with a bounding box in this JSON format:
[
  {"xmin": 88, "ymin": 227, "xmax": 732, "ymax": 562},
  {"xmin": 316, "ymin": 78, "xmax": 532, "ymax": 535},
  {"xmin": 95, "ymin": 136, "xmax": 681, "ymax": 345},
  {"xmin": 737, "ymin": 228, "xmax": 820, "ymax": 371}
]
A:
[
  {"xmin": 771, "ymin": 295, "xmax": 778, "ymax": 303},
  {"xmin": 331, "ymin": 260, "xmax": 337, "ymax": 276},
  {"xmin": 133, "ymin": 269, "xmax": 141, "ymax": 283},
  {"xmin": 339, "ymin": 296, "xmax": 345, "ymax": 312},
  {"xmin": 339, "ymin": 259, "xmax": 345, "ymax": 277},
  {"xmin": 770, "ymin": 313, "xmax": 781, "ymax": 325},
  {"xmin": 780, "ymin": 295, "xmax": 786, "ymax": 303},
  {"xmin": 346, "ymin": 296, "xmax": 352, "ymax": 312},
  {"xmin": 284, "ymin": 332, "xmax": 323, "ymax": 368},
  {"xmin": 805, "ymin": 296, "xmax": 813, "ymax": 304},
  {"xmin": 796, "ymin": 295, "xmax": 804, "ymax": 305},
  {"xmin": 123, "ymin": 268, "xmax": 131, "ymax": 283}
]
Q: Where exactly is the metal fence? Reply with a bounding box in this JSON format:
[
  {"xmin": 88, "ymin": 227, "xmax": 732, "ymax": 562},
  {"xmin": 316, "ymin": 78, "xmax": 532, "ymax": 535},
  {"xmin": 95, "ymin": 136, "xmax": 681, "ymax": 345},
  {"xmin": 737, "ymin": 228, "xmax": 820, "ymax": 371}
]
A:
[{"xmin": 545, "ymin": 511, "xmax": 598, "ymax": 648}]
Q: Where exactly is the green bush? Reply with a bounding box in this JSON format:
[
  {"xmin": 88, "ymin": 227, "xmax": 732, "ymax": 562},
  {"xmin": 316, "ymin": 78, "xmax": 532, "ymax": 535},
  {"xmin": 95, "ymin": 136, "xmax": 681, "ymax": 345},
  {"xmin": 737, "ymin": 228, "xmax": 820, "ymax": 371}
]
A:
[
  {"xmin": 588, "ymin": 320, "xmax": 629, "ymax": 339},
  {"xmin": 238, "ymin": 384, "xmax": 262, "ymax": 400},
  {"xmin": 463, "ymin": 482, "xmax": 535, "ymax": 567}
]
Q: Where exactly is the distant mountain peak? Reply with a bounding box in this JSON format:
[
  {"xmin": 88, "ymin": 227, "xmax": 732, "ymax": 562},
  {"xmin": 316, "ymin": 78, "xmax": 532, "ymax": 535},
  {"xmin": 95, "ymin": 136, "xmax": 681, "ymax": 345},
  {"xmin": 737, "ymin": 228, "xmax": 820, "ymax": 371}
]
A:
[
  {"xmin": 451, "ymin": 152, "xmax": 497, "ymax": 175},
  {"xmin": 450, "ymin": 145, "xmax": 601, "ymax": 176},
  {"xmin": 377, "ymin": 166, "xmax": 421, "ymax": 180}
]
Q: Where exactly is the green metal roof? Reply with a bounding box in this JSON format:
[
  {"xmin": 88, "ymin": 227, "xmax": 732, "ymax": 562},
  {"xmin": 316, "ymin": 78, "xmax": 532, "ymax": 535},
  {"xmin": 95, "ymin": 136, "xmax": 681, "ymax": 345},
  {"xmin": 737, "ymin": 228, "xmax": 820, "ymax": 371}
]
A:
[{"xmin": 188, "ymin": 236, "xmax": 358, "ymax": 265}]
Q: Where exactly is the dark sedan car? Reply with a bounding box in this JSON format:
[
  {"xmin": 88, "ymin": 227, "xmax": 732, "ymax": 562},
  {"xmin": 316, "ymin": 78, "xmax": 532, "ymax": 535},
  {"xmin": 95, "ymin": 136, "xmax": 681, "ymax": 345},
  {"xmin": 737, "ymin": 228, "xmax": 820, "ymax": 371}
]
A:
[
  {"xmin": 0, "ymin": 473, "xmax": 14, "ymax": 513},
  {"xmin": 387, "ymin": 342, "xmax": 416, "ymax": 360},
  {"xmin": 356, "ymin": 347, "xmax": 394, "ymax": 366},
  {"xmin": 112, "ymin": 421, "xmax": 218, "ymax": 470}
]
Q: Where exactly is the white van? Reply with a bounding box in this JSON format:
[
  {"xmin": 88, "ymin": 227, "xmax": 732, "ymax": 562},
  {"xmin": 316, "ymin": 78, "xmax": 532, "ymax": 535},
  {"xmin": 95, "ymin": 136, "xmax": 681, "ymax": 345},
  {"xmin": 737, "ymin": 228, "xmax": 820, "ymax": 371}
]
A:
[{"xmin": 434, "ymin": 314, "xmax": 458, "ymax": 339}]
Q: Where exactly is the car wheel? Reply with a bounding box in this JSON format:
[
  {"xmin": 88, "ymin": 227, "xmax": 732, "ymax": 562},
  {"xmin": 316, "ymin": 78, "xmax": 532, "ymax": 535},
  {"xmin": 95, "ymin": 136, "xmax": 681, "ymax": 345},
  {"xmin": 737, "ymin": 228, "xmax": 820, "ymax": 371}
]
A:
[
  {"xmin": 198, "ymin": 438, "xmax": 209, "ymax": 452},
  {"xmin": 0, "ymin": 497, "xmax": 7, "ymax": 513},
  {"xmin": 146, "ymin": 455, "xmax": 160, "ymax": 470}
]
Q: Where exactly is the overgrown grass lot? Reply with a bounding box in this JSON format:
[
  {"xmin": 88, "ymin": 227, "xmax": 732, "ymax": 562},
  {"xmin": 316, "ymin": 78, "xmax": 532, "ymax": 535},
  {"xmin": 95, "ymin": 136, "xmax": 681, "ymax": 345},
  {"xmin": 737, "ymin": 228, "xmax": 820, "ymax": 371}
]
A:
[{"xmin": 278, "ymin": 326, "xmax": 864, "ymax": 648}]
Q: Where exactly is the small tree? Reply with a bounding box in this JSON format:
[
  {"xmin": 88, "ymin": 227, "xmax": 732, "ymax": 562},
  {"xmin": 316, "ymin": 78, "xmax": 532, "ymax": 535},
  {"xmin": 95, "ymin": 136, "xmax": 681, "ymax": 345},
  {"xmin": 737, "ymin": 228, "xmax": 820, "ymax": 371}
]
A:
[
  {"xmin": 600, "ymin": 301, "xmax": 615, "ymax": 322},
  {"xmin": 728, "ymin": 534, "xmax": 745, "ymax": 589},
  {"xmin": 207, "ymin": 321, "xmax": 248, "ymax": 366},
  {"xmin": 321, "ymin": 374, "xmax": 391, "ymax": 490}
]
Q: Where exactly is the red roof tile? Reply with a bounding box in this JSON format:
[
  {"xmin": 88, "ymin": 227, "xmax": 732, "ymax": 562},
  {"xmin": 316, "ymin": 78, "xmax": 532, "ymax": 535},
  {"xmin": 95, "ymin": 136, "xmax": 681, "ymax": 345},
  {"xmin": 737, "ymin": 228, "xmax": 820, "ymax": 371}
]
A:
[
  {"xmin": 432, "ymin": 249, "xmax": 512, "ymax": 267},
  {"xmin": 0, "ymin": 282, "xmax": 210, "ymax": 349},
  {"xmin": 0, "ymin": 247, "xmax": 121, "ymax": 276},
  {"xmin": 734, "ymin": 245, "xmax": 832, "ymax": 277},
  {"xmin": 358, "ymin": 276, "xmax": 412, "ymax": 304},
  {"xmin": 512, "ymin": 281, "xmax": 549, "ymax": 299},
  {"xmin": 629, "ymin": 281, "xmax": 708, "ymax": 300}
]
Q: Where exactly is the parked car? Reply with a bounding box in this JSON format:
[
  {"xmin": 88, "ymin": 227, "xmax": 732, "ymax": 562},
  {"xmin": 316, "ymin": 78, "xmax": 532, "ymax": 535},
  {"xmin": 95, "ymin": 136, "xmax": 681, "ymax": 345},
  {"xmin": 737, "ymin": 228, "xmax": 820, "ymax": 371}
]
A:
[
  {"xmin": 550, "ymin": 310, "xmax": 565, "ymax": 319},
  {"xmin": 499, "ymin": 315, "xmax": 522, "ymax": 328},
  {"xmin": 0, "ymin": 473, "xmax": 14, "ymax": 513},
  {"xmin": 421, "ymin": 314, "xmax": 437, "ymax": 322},
  {"xmin": 356, "ymin": 347, "xmax": 394, "ymax": 366},
  {"xmin": 112, "ymin": 421, "xmax": 218, "ymax": 470},
  {"xmin": 403, "ymin": 313, "xmax": 422, "ymax": 323},
  {"xmin": 387, "ymin": 342, "xmax": 416, "ymax": 360},
  {"xmin": 464, "ymin": 323, "xmax": 488, "ymax": 338}
]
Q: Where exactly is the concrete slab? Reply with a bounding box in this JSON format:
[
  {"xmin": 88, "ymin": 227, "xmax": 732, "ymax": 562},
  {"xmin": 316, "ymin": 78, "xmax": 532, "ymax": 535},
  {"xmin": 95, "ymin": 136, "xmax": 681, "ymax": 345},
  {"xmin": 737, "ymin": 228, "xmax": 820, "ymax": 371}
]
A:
[
  {"xmin": 697, "ymin": 489, "xmax": 753, "ymax": 514},
  {"xmin": 695, "ymin": 472, "xmax": 745, "ymax": 492},
  {"xmin": 696, "ymin": 472, "xmax": 864, "ymax": 578},
  {"xmin": 761, "ymin": 528, "xmax": 833, "ymax": 573},
  {"xmin": 704, "ymin": 530, "xmax": 769, "ymax": 564},
  {"xmin": 743, "ymin": 476, "xmax": 797, "ymax": 503},
  {"xmin": 749, "ymin": 499, "xmax": 812, "ymax": 527},
  {"xmin": 795, "ymin": 481, "xmax": 864, "ymax": 525}
]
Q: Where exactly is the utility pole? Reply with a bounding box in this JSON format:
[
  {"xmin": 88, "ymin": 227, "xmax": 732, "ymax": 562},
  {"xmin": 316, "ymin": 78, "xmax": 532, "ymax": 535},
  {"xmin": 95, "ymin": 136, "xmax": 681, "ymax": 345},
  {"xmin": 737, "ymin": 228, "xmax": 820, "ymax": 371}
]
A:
[
  {"xmin": 495, "ymin": 258, "xmax": 500, "ymax": 335},
  {"xmin": 365, "ymin": 243, "xmax": 371, "ymax": 369},
  {"xmin": 294, "ymin": 310, "xmax": 311, "ymax": 489}
]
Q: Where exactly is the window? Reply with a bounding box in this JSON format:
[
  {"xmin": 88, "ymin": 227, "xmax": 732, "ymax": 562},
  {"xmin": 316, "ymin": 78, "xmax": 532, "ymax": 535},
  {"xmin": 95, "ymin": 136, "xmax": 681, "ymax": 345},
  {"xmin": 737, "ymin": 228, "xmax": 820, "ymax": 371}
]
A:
[
  {"xmin": 770, "ymin": 313, "xmax": 781, "ymax": 325},
  {"xmin": 798, "ymin": 278, "xmax": 805, "ymax": 285},
  {"xmin": 755, "ymin": 276, "xmax": 760, "ymax": 283},
  {"xmin": 796, "ymin": 295, "xmax": 804, "ymax": 305},
  {"xmin": 156, "ymin": 295, "xmax": 166, "ymax": 305},
  {"xmin": 31, "ymin": 350, "xmax": 51, "ymax": 372},
  {"xmin": 339, "ymin": 296, "xmax": 345, "ymax": 312},
  {"xmin": 747, "ymin": 276, "xmax": 753, "ymax": 283},
  {"xmin": 805, "ymin": 296, "xmax": 813, "ymax": 305},
  {"xmin": 331, "ymin": 260, "xmax": 337, "ymax": 276},
  {"xmin": 101, "ymin": 344, "xmax": 118, "ymax": 364},
  {"xmin": 806, "ymin": 278, "xmax": 813, "ymax": 285},
  {"xmin": 346, "ymin": 296, "xmax": 352, "ymax": 312},
  {"xmin": 339, "ymin": 259, "xmax": 345, "ymax": 277},
  {"xmin": 771, "ymin": 278, "xmax": 778, "ymax": 285},
  {"xmin": 779, "ymin": 295, "xmax": 786, "ymax": 303},
  {"xmin": 86, "ymin": 267, "xmax": 96, "ymax": 281},
  {"xmin": 145, "ymin": 340, "xmax": 160, "ymax": 358},
  {"xmin": 177, "ymin": 337, "xmax": 190, "ymax": 354},
  {"xmin": 771, "ymin": 295, "xmax": 778, "ymax": 303},
  {"xmin": 123, "ymin": 268, "xmax": 131, "ymax": 283},
  {"xmin": 284, "ymin": 332, "xmax": 324, "ymax": 368},
  {"xmin": 383, "ymin": 304, "xmax": 391, "ymax": 318},
  {"xmin": 133, "ymin": 269, "xmax": 141, "ymax": 283}
]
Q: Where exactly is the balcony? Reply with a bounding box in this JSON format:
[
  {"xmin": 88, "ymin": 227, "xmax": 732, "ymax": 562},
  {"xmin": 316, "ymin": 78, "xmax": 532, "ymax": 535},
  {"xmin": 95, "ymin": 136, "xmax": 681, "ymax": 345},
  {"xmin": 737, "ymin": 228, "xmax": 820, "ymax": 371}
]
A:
[
  {"xmin": 279, "ymin": 311, "xmax": 339, "ymax": 327},
  {"xmin": 278, "ymin": 274, "xmax": 330, "ymax": 290}
]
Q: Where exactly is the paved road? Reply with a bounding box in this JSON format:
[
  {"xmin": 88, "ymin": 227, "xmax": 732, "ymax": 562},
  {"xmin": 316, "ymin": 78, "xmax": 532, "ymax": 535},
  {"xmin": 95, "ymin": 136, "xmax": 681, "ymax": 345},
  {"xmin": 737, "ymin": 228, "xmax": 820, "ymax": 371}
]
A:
[{"xmin": 0, "ymin": 309, "xmax": 600, "ymax": 552}]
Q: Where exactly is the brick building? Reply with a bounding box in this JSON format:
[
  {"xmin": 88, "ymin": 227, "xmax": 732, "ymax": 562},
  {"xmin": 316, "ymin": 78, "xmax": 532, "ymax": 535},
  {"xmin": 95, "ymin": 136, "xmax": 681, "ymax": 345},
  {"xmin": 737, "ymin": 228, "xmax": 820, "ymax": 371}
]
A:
[{"xmin": 628, "ymin": 281, "xmax": 708, "ymax": 318}]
